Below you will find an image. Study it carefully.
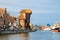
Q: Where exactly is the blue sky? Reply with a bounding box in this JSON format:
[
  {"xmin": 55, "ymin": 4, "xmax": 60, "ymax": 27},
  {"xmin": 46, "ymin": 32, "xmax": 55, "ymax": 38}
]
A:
[{"xmin": 0, "ymin": 0, "xmax": 60, "ymax": 25}]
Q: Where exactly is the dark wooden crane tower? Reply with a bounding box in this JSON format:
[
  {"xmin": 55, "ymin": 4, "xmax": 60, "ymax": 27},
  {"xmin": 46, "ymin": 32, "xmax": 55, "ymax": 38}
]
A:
[{"xmin": 18, "ymin": 9, "xmax": 32, "ymax": 30}]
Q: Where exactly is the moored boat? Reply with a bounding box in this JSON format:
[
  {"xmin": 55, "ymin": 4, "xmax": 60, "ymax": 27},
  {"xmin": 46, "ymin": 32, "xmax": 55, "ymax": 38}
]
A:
[{"xmin": 51, "ymin": 28, "xmax": 60, "ymax": 32}]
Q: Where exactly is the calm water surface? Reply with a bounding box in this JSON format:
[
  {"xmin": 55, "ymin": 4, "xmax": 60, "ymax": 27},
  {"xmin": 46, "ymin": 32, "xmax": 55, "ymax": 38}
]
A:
[{"xmin": 0, "ymin": 31, "xmax": 60, "ymax": 40}]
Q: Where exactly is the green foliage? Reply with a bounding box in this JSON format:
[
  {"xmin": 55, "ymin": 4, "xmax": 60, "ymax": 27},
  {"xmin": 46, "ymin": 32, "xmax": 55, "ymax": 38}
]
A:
[{"xmin": 47, "ymin": 24, "xmax": 51, "ymax": 26}]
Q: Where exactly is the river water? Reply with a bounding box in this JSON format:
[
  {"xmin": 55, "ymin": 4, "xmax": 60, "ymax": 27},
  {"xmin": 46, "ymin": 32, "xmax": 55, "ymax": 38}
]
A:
[{"xmin": 0, "ymin": 31, "xmax": 60, "ymax": 40}]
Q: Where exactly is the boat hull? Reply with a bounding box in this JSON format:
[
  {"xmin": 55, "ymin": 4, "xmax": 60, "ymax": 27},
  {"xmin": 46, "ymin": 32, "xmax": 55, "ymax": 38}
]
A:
[
  {"xmin": 51, "ymin": 30, "xmax": 58, "ymax": 32},
  {"xmin": 51, "ymin": 28, "xmax": 60, "ymax": 32}
]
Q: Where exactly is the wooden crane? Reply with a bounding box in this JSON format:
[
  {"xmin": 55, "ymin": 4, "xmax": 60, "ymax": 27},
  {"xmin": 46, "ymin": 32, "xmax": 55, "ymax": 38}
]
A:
[{"xmin": 18, "ymin": 9, "xmax": 33, "ymax": 30}]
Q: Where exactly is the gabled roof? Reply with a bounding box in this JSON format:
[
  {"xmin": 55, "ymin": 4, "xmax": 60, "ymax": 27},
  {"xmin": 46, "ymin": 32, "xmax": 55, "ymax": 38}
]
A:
[{"xmin": 19, "ymin": 9, "xmax": 32, "ymax": 14}]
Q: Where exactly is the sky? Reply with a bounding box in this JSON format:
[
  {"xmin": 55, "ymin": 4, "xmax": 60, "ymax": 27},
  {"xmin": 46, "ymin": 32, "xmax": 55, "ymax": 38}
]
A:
[{"xmin": 0, "ymin": 0, "xmax": 60, "ymax": 25}]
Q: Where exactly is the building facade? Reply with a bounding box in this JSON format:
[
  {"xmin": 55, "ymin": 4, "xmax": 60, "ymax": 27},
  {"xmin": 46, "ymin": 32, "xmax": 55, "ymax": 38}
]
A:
[{"xmin": 0, "ymin": 8, "xmax": 17, "ymax": 27}]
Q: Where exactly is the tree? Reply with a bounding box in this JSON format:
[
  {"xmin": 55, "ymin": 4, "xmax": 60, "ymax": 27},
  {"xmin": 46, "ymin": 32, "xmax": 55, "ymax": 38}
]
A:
[{"xmin": 47, "ymin": 24, "xmax": 51, "ymax": 26}]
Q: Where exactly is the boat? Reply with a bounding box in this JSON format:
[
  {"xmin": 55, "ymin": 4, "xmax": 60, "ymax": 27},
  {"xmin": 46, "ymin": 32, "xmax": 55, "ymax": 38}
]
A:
[
  {"xmin": 0, "ymin": 29, "xmax": 37, "ymax": 35},
  {"xmin": 43, "ymin": 28, "xmax": 51, "ymax": 31},
  {"xmin": 51, "ymin": 28, "xmax": 60, "ymax": 32}
]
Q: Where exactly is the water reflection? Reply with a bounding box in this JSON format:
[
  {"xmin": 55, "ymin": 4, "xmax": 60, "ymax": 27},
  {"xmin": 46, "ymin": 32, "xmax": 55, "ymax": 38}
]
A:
[
  {"xmin": 0, "ymin": 35, "xmax": 8, "ymax": 40},
  {"xmin": 19, "ymin": 33, "xmax": 30, "ymax": 40},
  {"xmin": 0, "ymin": 33, "xmax": 29, "ymax": 40},
  {"xmin": 0, "ymin": 31, "xmax": 60, "ymax": 40}
]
